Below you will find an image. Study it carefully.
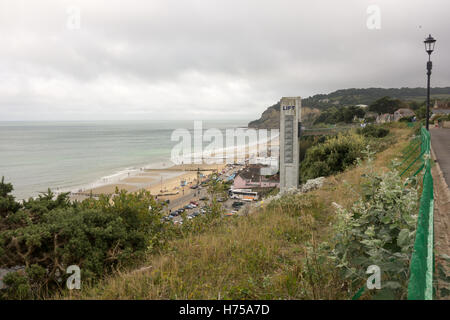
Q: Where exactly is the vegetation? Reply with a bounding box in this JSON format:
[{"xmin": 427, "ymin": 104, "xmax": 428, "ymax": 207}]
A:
[
  {"xmin": 299, "ymin": 136, "xmax": 326, "ymax": 162},
  {"xmin": 368, "ymin": 96, "xmax": 404, "ymax": 114},
  {"xmin": 249, "ymin": 87, "xmax": 450, "ymax": 129},
  {"xmin": 248, "ymin": 104, "xmax": 319, "ymax": 129},
  {"xmin": 356, "ymin": 125, "xmax": 389, "ymax": 138},
  {"xmin": 303, "ymin": 87, "xmax": 450, "ymax": 110},
  {"xmin": 313, "ymin": 106, "xmax": 365, "ymax": 125},
  {"xmin": 332, "ymin": 153, "xmax": 418, "ymax": 299},
  {"xmin": 46, "ymin": 125, "xmax": 415, "ymax": 300},
  {"xmin": 432, "ymin": 114, "xmax": 450, "ymax": 123},
  {"xmin": 1, "ymin": 125, "xmax": 420, "ymax": 300},
  {"xmin": 299, "ymin": 133, "xmax": 367, "ymax": 182},
  {"xmin": 0, "ymin": 185, "xmax": 166, "ymax": 299}
]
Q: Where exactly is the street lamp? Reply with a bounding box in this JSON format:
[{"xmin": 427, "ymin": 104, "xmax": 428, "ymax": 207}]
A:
[{"xmin": 424, "ymin": 34, "xmax": 436, "ymax": 130}]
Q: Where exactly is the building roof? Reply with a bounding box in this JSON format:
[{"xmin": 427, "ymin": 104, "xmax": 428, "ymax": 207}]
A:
[
  {"xmin": 433, "ymin": 109, "xmax": 450, "ymax": 115},
  {"xmin": 238, "ymin": 164, "xmax": 279, "ymax": 182},
  {"xmin": 394, "ymin": 108, "xmax": 415, "ymax": 115}
]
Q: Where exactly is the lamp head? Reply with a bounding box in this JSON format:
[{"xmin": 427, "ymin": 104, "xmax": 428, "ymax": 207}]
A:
[{"xmin": 424, "ymin": 34, "xmax": 436, "ymax": 55}]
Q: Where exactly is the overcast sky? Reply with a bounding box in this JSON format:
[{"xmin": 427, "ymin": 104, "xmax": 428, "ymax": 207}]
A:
[{"xmin": 0, "ymin": 0, "xmax": 448, "ymax": 121}]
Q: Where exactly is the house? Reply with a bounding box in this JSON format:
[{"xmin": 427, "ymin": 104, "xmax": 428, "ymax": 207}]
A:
[
  {"xmin": 431, "ymin": 109, "xmax": 450, "ymax": 117},
  {"xmin": 433, "ymin": 100, "xmax": 450, "ymax": 109},
  {"xmin": 232, "ymin": 164, "xmax": 279, "ymax": 189},
  {"xmin": 376, "ymin": 113, "xmax": 394, "ymax": 123},
  {"xmin": 364, "ymin": 111, "xmax": 378, "ymax": 120},
  {"xmin": 393, "ymin": 108, "xmax": 415, "ymax": 121}
]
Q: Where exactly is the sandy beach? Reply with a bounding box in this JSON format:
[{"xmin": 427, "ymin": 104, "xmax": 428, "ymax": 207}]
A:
[{"xmin": 68, "ymin": 134, "xmax": 279, "ymax": 202}]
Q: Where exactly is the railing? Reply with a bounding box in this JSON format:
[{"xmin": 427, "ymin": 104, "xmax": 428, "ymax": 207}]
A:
[
  {"xmin": 407, "ymin": 127, "xmax": 434, "ymax": 300},
  {"xmin": 352, "ymin": 126, "xmax": 434, "ymax": 300}
]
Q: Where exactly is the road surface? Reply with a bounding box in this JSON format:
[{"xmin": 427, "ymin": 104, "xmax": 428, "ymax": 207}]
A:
[{"xmin": 431, "ymin": 128, "xmax": 450, "ymax": 186}]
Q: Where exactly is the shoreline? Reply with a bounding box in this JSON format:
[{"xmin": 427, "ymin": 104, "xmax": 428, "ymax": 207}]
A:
[{"xmin": 66, "ymin": 134, "xmax": 279, "ymax": 203}]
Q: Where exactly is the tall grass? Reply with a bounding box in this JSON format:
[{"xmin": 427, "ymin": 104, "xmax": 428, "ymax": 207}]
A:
[{"xmin": 55, "ymin": 127, "xmax": 414, "ymax": 300}]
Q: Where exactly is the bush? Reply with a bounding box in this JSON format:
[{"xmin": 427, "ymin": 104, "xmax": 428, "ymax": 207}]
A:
[
  {"xmin": 356, "ymin": 125, "xmax": 389, "ymax": 138},
  {"xmin": 0, "ymin": 182, "xmax": 165, "ymax": 299},
  {"xmin": 300, "ymin": 133, "xmax": 366, "ymax": 182},
  {"xmin": 331, "ymin": 160, "xmax": 418, "ymax": 299},
  {"xmin": 399, "ymin": 116, "xmax": 414, "ymax": 123}
]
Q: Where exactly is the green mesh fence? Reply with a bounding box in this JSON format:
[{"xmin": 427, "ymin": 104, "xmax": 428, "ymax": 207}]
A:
[
  {"xmin": 351, "ymin": 127, "xmax": 434, "ymax": 300},
  {"xmin": 407, "ymin": 127, "xmax": 434, "ymax": 300}
]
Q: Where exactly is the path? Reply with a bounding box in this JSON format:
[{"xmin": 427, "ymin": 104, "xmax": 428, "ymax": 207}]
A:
[
  {"xmin": 431, "ymin": 128, "xmax": 450, "ymax": 186},
  {"xmin": 430, "ymin": 127, "xmax": 450, "ymax": 300}
]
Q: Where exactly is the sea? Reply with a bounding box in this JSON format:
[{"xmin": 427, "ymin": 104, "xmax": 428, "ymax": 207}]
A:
[{"xmin": 0, "ymin": 120, "xmax": 252, "ymax": 200}]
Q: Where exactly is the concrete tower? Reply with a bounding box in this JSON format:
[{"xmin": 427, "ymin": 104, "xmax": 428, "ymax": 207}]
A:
[{"xmin": 279, "ymin": 96, "xmax": 301, "ymax": 193}]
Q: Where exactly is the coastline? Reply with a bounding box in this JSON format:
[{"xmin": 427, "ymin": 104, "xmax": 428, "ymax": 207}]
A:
[{"xmin": 66, "ymin": 133, "xmax": 279, "ymax": 203}]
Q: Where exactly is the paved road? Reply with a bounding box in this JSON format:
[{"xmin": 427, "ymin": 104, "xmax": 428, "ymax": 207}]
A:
[{"xmin": 430, "ymin": 128, "xmax": 450, "ymax": 186}]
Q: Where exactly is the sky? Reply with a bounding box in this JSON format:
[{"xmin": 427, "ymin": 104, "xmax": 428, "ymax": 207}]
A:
[{"xmin": 0, "ymin": 0, "xmax": 448, "ymax": 121}]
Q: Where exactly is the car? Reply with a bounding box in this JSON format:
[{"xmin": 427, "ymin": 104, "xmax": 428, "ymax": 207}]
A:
[
  {"xmin": 217, "ymin": 197, "xmax": 226, "ymax": 202},
  {"xmin": 190, "ymin": 185, "xmax": 198, "ymax": 189},
  {"xmin": 190, "ymin": 201, "xmax": 199, "ymax": 206},
  {"xmin": 199, "ymin": 197, "xmax": 208, "ymax": 201},
  {"xmin": 192, "ymin": 211, "xmax": 200, "ymax": 217},
  {"xmin": 186, "ymin": 204, "xmax": 194, "ymax": 209},
  {"xmin": 232, "ymin": 201, "xmax": 244, "ymax": 208}
]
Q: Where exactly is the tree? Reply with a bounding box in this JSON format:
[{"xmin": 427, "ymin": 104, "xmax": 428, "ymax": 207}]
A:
[
  {"xmin": 369, "ymin": 96, "xmax": 402, "ymax": 114},
  {"xmin": 206, "ymin": 174, "xmax": 228, "ymax": 201},
  {"xmin": 415, "ymin": 105, "xmax": 431, "ymax": 120}
]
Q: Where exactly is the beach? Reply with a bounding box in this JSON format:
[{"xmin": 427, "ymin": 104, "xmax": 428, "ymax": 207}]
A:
[{"xmin": 67, "ymin": 134, "xmax": 279, "ymax": 204}]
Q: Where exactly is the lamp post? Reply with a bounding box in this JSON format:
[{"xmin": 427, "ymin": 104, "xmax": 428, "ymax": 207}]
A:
[{"xmin": 424, "ymin": 34, "xmax": 436, "ymax": 131}]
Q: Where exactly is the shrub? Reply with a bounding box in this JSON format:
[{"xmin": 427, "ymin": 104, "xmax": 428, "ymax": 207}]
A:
[
  {"xmin": 331, "ymin": 160, "xmax": 418, "ymax": 299},
  {"xmin": 356, "ymin": 125, "xmax": 389, "ymax": 138},
  {"xmin": 300, "ymin": 133, "xmax": 366, "ymax": 182},
  {"xmin": 0, "ymin": 182, "xmax": 164, "ymax": 299},
  {"xmin": 399, "ymin": 116, "xmax": 414, "ymax": 123}
]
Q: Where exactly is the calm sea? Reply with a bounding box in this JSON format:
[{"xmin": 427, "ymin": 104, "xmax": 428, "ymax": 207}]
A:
[{"xmin": 0, "ymin": 120, "xmax": 250, "ymax": 200}]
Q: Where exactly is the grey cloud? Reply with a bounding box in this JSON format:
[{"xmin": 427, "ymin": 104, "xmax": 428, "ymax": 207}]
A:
[{"xmin": 0, "ymin": 0, "xmax": 448, "ymax": 120}]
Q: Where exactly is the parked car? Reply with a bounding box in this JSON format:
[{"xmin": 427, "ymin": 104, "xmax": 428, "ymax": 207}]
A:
[
  {"xmin": 190, "ymin": 201, "xmax": 199, "ymax": 206},
  {"xmin": 199, "ymin": 197, "xmax": 208, "ymax": 201},
  {"xmin": 232, "ymin": 201, "xmax": 244, "ymax": 208}
]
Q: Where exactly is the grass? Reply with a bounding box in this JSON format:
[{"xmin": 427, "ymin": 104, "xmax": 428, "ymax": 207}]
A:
[{"xmin": 56, "ymin": 125, "xmax": 415, "ymax": 300}]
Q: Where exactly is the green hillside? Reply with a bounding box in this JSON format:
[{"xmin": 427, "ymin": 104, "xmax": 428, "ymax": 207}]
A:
[{"xmin": 248, "ymin": 87, "xmax": 450, "ymax": 129}]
